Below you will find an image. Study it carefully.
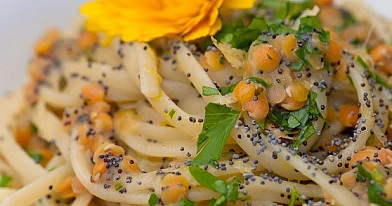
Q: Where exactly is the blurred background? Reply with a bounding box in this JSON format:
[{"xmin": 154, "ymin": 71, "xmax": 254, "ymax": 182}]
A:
[{"xmin": 0, "ymin": 0, "xmax": 390, "ymax": 95}]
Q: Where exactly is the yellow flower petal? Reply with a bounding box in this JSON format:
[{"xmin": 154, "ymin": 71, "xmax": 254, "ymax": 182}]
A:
[
  {"xmin": 222, "ymin": 0, "xmax": 256, "ymax": 9},
  {"xmin": 80, "ymin": 0, "xmax": 254, "ymax": 42}
]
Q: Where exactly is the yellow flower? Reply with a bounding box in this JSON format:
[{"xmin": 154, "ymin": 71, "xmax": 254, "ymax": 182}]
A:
[{"xmin": 80, "ymin": 0, "xmax": 255, "ymax": 43}]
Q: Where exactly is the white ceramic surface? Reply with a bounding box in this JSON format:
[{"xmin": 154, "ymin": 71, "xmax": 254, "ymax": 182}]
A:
[{"xmin": 0, "ymin": 0, "xmax": 390, "ymax": 95}]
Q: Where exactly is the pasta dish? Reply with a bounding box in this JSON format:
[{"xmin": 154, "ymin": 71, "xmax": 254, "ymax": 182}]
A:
[{"xmin": 0, "ymin": 0, "xmax": 392, "ymax": 205}]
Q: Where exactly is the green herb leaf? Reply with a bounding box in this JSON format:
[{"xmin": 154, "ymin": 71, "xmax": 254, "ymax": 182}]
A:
[
  {"xmin": 168, "ymin": 109, "xmax": 176, "ymax": 119},
  {"xmin": 285, "ymin": 1, "xmax": 313, "ymax": 20},
  {"xmin": 114, "ymin": 183, "xmax": 123, "ymax": 191},
  {"xmin": 148, "ymin": 193, "xmax": 159, "ymax": 206},
  {"xmin": 30, "ymin": 123, "xmax": 38, "ymax": 134},
  {"xmin": 189, "ymin": 166, "xmax": 227, "ymax": 194},
  {"xmin": 356, "ymin": 164, "xmax": 391, "ymax": 206},
  {"xmin": 0, "ymin": 174, "xmax": 12, "ymax": 187},
  {"xmin": 179, "ymin": 199, "xmax": 196, "ymax": 206},
  {"xmin": 189, "ymin": 166, "xmax": 245, "ymax": 204},
  {"xmin": 258, "ymin": 0, "xmax": 313, "ymax": 21},
  {"xmin": 371, "ymin": 72, "xmax": 392, "ymax": 89},
  {"xmin": 193, "ymin": 103, "xmax": 240, "ymax": 166},
  {"xmin": 59, "ymin": 75, "xmax": 67, "ymax": 92},
  {"xmin": 268, "ymin": 22, "xmax": 295, "ymax": 35},
  {"xmin": 247, "ymin": 77, "xmax": 270, "ymax": 88},
  {"xmin": 220, "ymin": 84, "xmax": 237, "ymax": 95},
  {"xmin": 307, "ymin": 92, "xmax": 324, "ymax": 120},
  {"xmin": 356, "ymin": 56, "xmax": 368, "ymax": 69},
  {"xmin": 371, "ymin": 169, "xmax": 385, "ymax": 184},
  {"xmin": 356, "ymin": 56, "xmax": 392, "ymax": 89},
  {"xmin": 215, "ymin": 20, "xmax": 262, "ymax": 50},
  {"xmin": 268, "ymin": 92, "xmax": 324, "ymax": 149},
  {"xmin": 292, "ymin": 122, "xmax": 315, "ymax": 149},
  {"xmin": 287, "ymin": 109, "xmax": 309, "ymax": 129},
  {"xmin": 28, "ymin": 152, "xmax": 44, "ymax": 164},
  {"xmin": 294, "ymin": 48, "xmax": 310, "ymax": 69},
  {"xmin": 248, "ymin": 18, "xmax": 268, "ymax": 30},
  {"xmin": 289, "ymin": 187, "xmax": 306, "ymax": 206},
  {"xmin": 291, "ymin": 61, "xmax": 304, "ymax": 71},
  {"xmin": 202, "ymin": 86, "xmax": 220, "ymax": 96},
  {"xmin": 346, "ymin": 74, "xmax": 354, "ymax": 86},
  {"xmin": 268, "ymin": 109, "xmax": 290, "ymax": 129},
  {"xmin": 208, "ymin": 199, "xmax": 217, "ymax": 206},
  {"xmin": 298, "ymin": 16, "xmax": 330, "ymax": 42}
]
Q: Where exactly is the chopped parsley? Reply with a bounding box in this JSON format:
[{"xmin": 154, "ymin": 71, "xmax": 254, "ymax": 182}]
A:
[
  {"xmin": 220, "ymin": 84, "xmax": 237, "ymax": 96},
  {"xmin": 268, "ymin": 92, "xmax": 324, "ymax": 149},
  {"xmin": 297, "ymin": 16, "xmax": 329, "ymax": 43},
  {"xmin": 148, "ymin": 193, "xmax": 159, "ymax": 206},
  {"xmin": 189, "ymin": 166, "xmax": 247, "ymax": 205},
  {"xmin": 202, "ymin": 86, "xmax": 220, "ymax": 96},
  {"xmin": 214, "ymin": 20, "xmax": 263, "ymax": 50},
  {"xmin": 291, "ymin": 16, "xmax": 330, "ymax": 70},
  {"xmin": 356, "ymin": 56, "xmax": 392, "ymax": 89},
  {"xmin": 148, "ymin": 194, "xmax": 195, "ymax": 206},
  {"xmin": 179, "ymin": 199, "xmax": 196, "ymax": 206},
  {"xmin": 168, "ymin": 109, "xmax": 176, "ymax": 119},
  {"xmin": 356, "ymin": 164, "xmax": 391, "ymax": 206},
  {"xmin": 0, "ymin": 174, "xmax": 12, "ymax": 187},
  {"xmin": 59, "ymin": 75, "xmax": 67, "ymax": 92},
  {"xmin": 192, "ymin": 103, "xmax": 240, "ymax": 166},
  {"xmin": 215, "ymin": 0, "xmax": 328, "ymax": 64},
  {"xmin": 28, "ymin": 152, "xmax": 44, "ymax": 164},
  {"xmin": 289, "ymin": 187, "xmax": 306, "ymax": 206},
  {"xmin": 114, "ymin": 183, "xmax": 123, "ymax": 191},
  {"xmin": 257, "ymin": 0, "xmax": 313, "ymax": 21},
  {"xmin": 30, "ymin": 123, "xmax": 38, "ymax": 134}
]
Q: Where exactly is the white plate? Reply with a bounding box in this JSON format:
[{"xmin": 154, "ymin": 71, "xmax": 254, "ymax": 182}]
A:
[{"xmin": 0, "ymin": 0, "xmax": 390, "ymax": 95}]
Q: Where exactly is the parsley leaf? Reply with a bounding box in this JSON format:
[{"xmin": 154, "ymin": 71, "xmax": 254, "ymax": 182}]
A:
[
  {"xmin": 148, "ymin": 193, "xmax": 159, "ymax": 206},
  {"xmin": 192, "ymin": 103, "xmax": 240, "ymax": 166},
  {"xmin": 298, "ymin": 16, "xmax": 330, "ymax": 43},
  {"xmin": 356, "ymin": 56, "xmax": 392, "ymax": 89},
  {"xmin": 291, "ymin": 16, "xmax": 329, "ymax": 70},
  {"xmin": 289, "ymin": 187, "xmax": 306, "ymax": 206},
  {"xmin": 114, "ymin": 183, "xmax": 123, "ymax": 191},
  {"xmin": 28, "ymin": 152, "xmax": 44, "ymax": 164},
  {"xmin": 179, "ymin": 199, "xmax": 196, "ymax": 206},
  {"xmin": 168, "ymin": 109, "xmax": 176, "ymax": 119},
  {"xmin": 356, "ymin": 56, "xmax": 368, "ymax": 69},
  {"xmin": 268, "ymin": 92, "xmax": 323, "ymax": 149},
  {"xmin": 202, "ymin": 86, "xmax": 220, "ymax": 96},
  {"xmin": 215, "ymin": 20, "xmax": 263, "ymax": 50},
  {"xmin": 284, "ymin": 1, "xmax": 313, "ymax": 21},
  {"xmin": 59, "ymin": 75, "xmax": 67, "ymax": 92},
  {"xmin": 258, "ymin": 0, "xmax": 313, "ymax": 21},
  {"xmin": 220, "ymin": 84, "xmax": 237, "ymax": 96},
  {"xmin": 287, "ymin": 109, "xmax": 309, "ymax": 128},
  {"xmin": 356, "ymin": 164, "xmax": 391, "ymax": 206},
  {"xmin": 307, "ymin": 91, "xmax": 324, "ymax": 120},
  {"xmin": 247, "ymin": 77, "xmax": 270, "ymax": 88},
  {"xmin": 0, "ymin": 174, "xmax": 12, "ymax": 187},
  {"xmin": 30, "ymin": 123, "xmax": 38, "ymax": 134},
  {"xmin": 292, "ymin": 122, "xmax": 315, "ymax": 149},
  {"xmin": 189, "ymin": 166, "xmax": 247, "ymax": 205}
]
